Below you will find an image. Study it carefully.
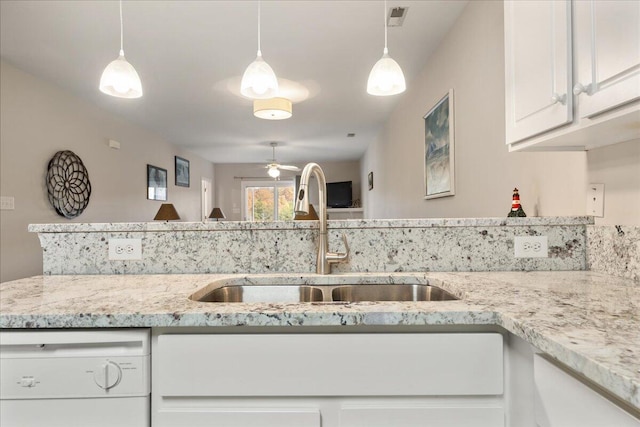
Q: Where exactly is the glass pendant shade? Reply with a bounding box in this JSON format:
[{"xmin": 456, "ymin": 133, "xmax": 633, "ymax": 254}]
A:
[
  {"xmin": 267, "ymin": 166, "xmax": 281, "ymax": 178},
  {"xmin": 100, "ymin": 50, "xmax": 143, "ymax": 98},
  {"xmin": 367, "ymin": 48, "xmax": 406, "ymax": 96},
  {"xmin": 241, "ymin": 51, "xmax": 279, "ymax": 99}
]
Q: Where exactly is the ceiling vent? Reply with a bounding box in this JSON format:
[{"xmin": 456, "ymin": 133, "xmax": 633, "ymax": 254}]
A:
[{"xmin": 387, "ymin": 7, "xmax": 408, "ymax": 27}]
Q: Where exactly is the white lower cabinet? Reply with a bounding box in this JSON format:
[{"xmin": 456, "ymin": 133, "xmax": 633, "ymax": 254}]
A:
[
  {"xmin": 153, "ymin": 333, "xmax": 504, "ymax": 427},
  {"xmin": 533, "ymin": 354, "xmax": 640, "ymax": 426}
]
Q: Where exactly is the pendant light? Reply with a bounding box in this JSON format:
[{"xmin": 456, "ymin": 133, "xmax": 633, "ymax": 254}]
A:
[
  {"xmin": 99, "ymin": 0, "xmax": 143, "ymax": 99},
  {"xmin": 240, "ymin": 0, "xmax": 279, "ymax": 99},
  {"xmin": 367, "ymin": 0, "xmax": 406, "ymax": 96}
]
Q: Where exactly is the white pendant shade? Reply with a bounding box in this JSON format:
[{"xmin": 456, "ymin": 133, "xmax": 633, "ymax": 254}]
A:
[
  {"xmin": 100, "ymin": 0, "xmax": 142, "ymax": 99},
  {"xmin": 100, "ymin": 50, "xmax": 143, "ymax": 98},
  {"xmin": 241, "ymin": 51, "xmax": 279, "ymax": 99},
  {"xmin": 254, "ymin": 97, "xmax": 292, "ymax": 120},
  {"xmin": 367, "ymin": 48, "xmax": 406, "ymax": 96},
  {"xmin": 267, "ymin": 166, "xmax": 281, "ymax": 178},
  {"xmin": 367, "ymin": 0, "xmax": 406, "ymax": 96}
]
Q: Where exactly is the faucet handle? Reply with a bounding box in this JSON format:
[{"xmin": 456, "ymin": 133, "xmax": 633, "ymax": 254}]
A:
[{"xmin": 327, "ymin": 232, "xmax": 350, "ymax": 263}]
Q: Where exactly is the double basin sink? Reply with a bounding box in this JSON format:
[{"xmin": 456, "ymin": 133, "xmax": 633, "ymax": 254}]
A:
[{"xmin": 191, "ymin": 283, "xmax": 459, "ymax": 304}]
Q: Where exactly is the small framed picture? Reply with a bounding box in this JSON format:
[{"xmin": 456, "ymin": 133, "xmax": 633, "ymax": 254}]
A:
[
  {"xmin": 147, "ymin": 164, "xmax": 167, "ymax": 201},
  {"xmin": 175, "ymin": 156, "xmax": 190, "ymax": 187},
  {"xmin": 424, "ymin": 89, "xmax": 455, "ymax": 199},
  {"xmin": 368, "ymin": 172, "xmax": 374, "ymax": 191}
]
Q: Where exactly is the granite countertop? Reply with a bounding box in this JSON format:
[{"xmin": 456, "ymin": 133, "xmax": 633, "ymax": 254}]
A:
[
  {"xmin": 27, "ymin": 216, "xmax": 593, "ymax": 232},
  {"xmin": 0, "ymin": 271, "xmax": 638, "ymax": 410}
]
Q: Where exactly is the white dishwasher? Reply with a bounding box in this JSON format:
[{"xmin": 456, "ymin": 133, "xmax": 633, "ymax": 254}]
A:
[{"xmin": 0, "ymin": 329, "xmax": 150, "ymax": 427}]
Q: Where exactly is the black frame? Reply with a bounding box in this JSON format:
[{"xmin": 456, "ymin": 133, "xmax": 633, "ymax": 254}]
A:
[
  {"xmin": 368, "ymin": 172, "xmax": 374, "ymax": 191},
  {"xmin": 147, "ymin": 164, "xmax": 168, "ymax": 201},
  {"xmin": 175, "ymin": 156, "xmax": 190, "ymax": 187}
]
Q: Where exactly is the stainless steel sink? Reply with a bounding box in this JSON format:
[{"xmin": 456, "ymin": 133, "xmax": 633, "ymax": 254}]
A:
[
  {"xmin": 191, "ymin": 283, "xmax": 459, "ymax": 303},
  {"xmin": 331, "ymin": 284, "xmax": 458, "ymax": 302},
  {"xmin": 194, "ymin": 285, "xmax": 325, "ymax": 303}
]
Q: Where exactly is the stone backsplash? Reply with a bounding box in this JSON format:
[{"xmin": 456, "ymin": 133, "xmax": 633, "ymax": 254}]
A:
[
  {"xmin": 30, "ymin": 217, "xmax": 592, "ymax": 275},
  {"xmin": 587, "ymin": 225, "xmax": 640, "ymax": 283}
]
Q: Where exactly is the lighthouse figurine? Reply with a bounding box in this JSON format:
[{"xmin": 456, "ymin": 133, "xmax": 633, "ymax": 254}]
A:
[{"xmin": 507, "ymin": 188, "xmax": 527, "ymax": 217}]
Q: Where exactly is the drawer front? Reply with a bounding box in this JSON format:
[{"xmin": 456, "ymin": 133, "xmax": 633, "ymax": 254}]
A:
[{"xmin": 156, "ymin": 333, "xmax": 503, "ymax": 397}]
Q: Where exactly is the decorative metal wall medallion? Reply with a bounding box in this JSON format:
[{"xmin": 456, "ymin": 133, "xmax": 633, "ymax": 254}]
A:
[{"xmin": 46, "ymin": 150, "xmax": 91, "ymax": 218}]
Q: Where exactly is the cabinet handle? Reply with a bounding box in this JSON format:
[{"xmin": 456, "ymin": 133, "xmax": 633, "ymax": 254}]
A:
[
  {"xmin": 551, "ymin": 93, "xmax": 567, "ymax": 105},
  {"xmin": 573, "ymin": 83, "xmax": 590, "ymax": 96}
]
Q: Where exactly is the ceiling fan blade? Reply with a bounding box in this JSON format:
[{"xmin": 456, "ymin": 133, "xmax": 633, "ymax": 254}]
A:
[{"xmin": 279, "ymin": 165, "xmax": 301, "ymax": 171}]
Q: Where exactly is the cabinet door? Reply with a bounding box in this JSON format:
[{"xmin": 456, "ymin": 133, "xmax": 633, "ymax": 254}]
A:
[
  {"xmin": 574, "ymin": 0, "xmax": 640, "ymax": 118},
  {"xmin": 534, "ymin": 355, "xmax": 640, "ymax": 426},
  {"xmin": 504, "ymin": 0, "xmax": 572, "ymax": 144},
  {"xmin": 340, "ymin": 405, "xmax": 503, "ymax": 427},
  {"xmin": 157, "ymin": 408, "xmax": 320, "ymax": 427}
]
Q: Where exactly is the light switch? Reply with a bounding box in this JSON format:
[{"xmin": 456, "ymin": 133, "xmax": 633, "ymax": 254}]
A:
[{"xmin": 586, "ymin": 184, "xmax": 604, "ymax": 217}]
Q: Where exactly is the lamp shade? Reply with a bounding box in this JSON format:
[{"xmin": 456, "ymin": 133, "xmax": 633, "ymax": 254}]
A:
[
  {"xmin": 294, "ymin": 204, "xmax": 319, "ymax": 220},
  {"xmin": 154, "ymin": 203, "xmax": 180, "ymax": 221},
  {"xmin": 267, "ymin": 166, "xmax": 281, "ymax": 178},
  {"xmin": 241, "ymin": 52, "xmax": 279, "ymax": 99},
  {"xmin": 367, "ymin": 49, "xmax": 406, "ymax": 96},
  {"xmin": 100, "ymin": 51, "xmax": 143, "ymax": 99},
  {"xmin": 254, "ymin": 97, "xmax": 292, "ymax": 120},
  {"xmin": 208, "ymin": 207, "xmax": 226, "ymax": 220}
]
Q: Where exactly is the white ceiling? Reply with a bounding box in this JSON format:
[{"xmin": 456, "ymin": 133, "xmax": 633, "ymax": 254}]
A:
[{"xmin": 0, "ymin": 0, "xmax": 467, "ymax": 164}]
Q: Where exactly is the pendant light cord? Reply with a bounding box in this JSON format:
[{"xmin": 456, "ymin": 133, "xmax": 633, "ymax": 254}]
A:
[
  {"xmin": 257, "ymin": 0, "xmax": 262, "ymax": 55},
  {"xmin": 119, "ymin": 0, "xmax": 124, "ymax": 55},
  {"xmin": 383, "ymin": 0, "xmax": 388, "ymax": 54}
]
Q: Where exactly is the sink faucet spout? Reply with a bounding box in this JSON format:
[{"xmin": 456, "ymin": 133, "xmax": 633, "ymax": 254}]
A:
[{"xmin": 294, "ymin": 162, "xmax": 349, "ymax": 274}]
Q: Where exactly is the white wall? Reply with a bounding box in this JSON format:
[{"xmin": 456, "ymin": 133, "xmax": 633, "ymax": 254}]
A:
[
  {"xmin": 361, "ymin": 0, "xmax": 589, "ymax": 220},
  {"xmin": 587, "ymin": 140, "xmax": 640, "ymax": 226},
  {"xmin": 215, "ymin": 161, "xmax": 361, "ymax": 221},
  {"xmin": 0, "ymin": 61, "xmax": 215, "ymax": 282}
]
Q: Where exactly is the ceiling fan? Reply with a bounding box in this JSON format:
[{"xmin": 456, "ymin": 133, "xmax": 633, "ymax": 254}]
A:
[{"xmin": 265, "ymin": 142, "xmax": 300, "ymax": 178}]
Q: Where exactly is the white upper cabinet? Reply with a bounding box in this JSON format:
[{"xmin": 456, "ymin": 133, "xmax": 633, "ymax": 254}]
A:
[
  {"xmin": 504, "ymin": 0, "xmax": 572, "ymax": 144},
  {"xmin": 573, "ymin": 0, "xmax": 640, "ymax": 118},
  {"xmin": 504, "ymin": 0, "xmax": 640, "ymax": 151}
]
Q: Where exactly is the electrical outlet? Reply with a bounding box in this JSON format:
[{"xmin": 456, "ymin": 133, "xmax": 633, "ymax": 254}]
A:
[
  {"xmin": 108, "ymin": 238, "xmax": 142, "ymax": 260},
  {"xmin": 586, "ymin": 183, "xmax": 604, "ymax": 217},
  {"xmin": 0, "ymin": 196, "xmax": 15, "ymax": 210},
  {"xmin": 514, "ymin": 236, "xmax": 548, "ymax": 258}
]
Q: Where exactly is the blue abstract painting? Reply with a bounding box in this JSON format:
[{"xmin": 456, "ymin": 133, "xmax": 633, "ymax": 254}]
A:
[{"xmin": 424, "ymin": 90, "xmax": 455, "ymax": 199}]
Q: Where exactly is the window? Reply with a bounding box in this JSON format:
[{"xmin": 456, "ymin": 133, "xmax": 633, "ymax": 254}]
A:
[{"xmin": 241, "ymin": 180, "xmax": 295, "ymax": 221}]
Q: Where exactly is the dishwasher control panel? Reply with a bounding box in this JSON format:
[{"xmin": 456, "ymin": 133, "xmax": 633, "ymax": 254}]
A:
[{"xmin": 0, "ymin": 330, "xmax": 150, "ymax": 399}]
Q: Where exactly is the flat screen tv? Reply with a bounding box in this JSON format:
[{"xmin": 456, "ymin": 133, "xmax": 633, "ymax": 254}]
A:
[{"xmin": 326, "ymin": 181, "xmax": 352, "ymax": 208}]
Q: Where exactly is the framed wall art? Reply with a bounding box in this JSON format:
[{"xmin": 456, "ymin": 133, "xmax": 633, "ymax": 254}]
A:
[
  {"xmin": 175, "ymin": 156, "xmax": 190, "ymax": 187},
  {"xmin": 424, "ymin": 89, "xmax": 455, "ymax": 199},
  {"xmin": 147, "ymin": 164, "xmax": 168, "ymax": 201}
]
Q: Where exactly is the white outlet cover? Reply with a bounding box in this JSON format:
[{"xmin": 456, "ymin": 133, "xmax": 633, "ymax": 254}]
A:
[
  {"xmin": 0, "ymin": 196, "xmax": 15, "ymax": 210},
  {"xmin": 586, "ymin": 183, "xmax": 604, "ymax": 217},
  {"xmin": 514, "ymin": 236, "xmax": 548, "ymax": 258},
  {"xmin": 108, "ymin": 238, "xmax": 142, "ymax": 260}
]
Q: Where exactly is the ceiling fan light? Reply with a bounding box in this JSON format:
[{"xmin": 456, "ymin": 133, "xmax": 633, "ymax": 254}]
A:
[
  {"xmin": 367, "ymin": 50, "xmax": 406, "ymax": 96},
  {"xmin": 254, "ymin": 97, "xmax": 292, "ymax": 120},
  {"xmin": 241, "ymin": 52, "xmax": 279, "ymax": 99},
  {"xmin": 268, "ymin": 166, "xmax": 281, "ymax": 178},
  {"xmin": 99, "ymin": 52, "xmax": 143, "ymax": 98}
]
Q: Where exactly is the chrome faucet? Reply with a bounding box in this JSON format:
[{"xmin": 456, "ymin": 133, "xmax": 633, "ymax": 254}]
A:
[{"xmin": 294, "ymin": 162, "xmax": 349, "ymax": 274}]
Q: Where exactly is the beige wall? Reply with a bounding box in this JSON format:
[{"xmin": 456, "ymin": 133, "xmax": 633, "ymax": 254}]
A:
[
  {"xmin": 0, "ymin": 61, "xmax": 215, "ymax": 282},
  {"xmin": 361, "ymin": 0, "xmax": 589, "ymax": 220},
  {"xmin": 587, "ymin": 140, "xmax": 640, "ymax": 226},
  {"xmin": 215, "ymin": 161, "xmax": 361, "ymax": 221}
]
